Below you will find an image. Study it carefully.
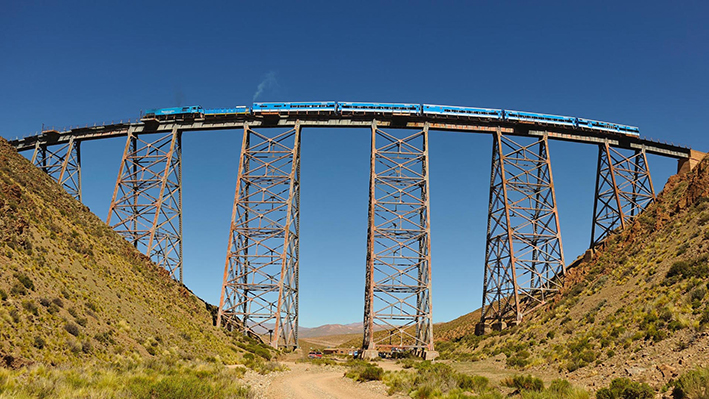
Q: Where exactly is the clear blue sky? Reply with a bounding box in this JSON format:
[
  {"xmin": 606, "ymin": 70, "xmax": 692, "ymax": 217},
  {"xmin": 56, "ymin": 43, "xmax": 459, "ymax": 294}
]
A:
[{"xmin": 1, "ymin": 1, "xmax": 708, "ymax": 327}]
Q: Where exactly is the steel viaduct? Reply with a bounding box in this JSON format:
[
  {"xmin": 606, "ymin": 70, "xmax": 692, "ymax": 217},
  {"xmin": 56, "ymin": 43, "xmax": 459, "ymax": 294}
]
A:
[{"xmin": 8, "ymin": 109, "xmax": 702, "ymax": 359}]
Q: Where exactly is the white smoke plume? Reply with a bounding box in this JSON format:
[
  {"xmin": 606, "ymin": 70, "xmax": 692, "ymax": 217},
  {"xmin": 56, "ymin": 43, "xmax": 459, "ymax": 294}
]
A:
[{"xmin": 252, "ymin": 71, "xmax": 278, "ymax": 102}]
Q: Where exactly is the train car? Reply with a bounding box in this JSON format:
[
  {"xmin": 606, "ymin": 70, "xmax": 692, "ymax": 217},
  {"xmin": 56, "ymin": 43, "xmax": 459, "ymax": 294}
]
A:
[
  {"xmin": 577, "ymin": 118, "xmax": 639, "ymax": 136},
  {"xmin": 252, "ymin": 101, "xmax": 337, "ymax": 114},
  {"xmin": 142, "ymin": 106, "xmax": 204, "ymax": 120},
  {"xmin": 423, "ymin": 104, "xmax": 503, "ymax": 119},
  {"xmin": 338, "ymin": 102, "xmax": 422, "ymax": 115},
  {"xmin": 503, "ymin": 110, "xmax": 577, "ymax": 127},
  {"xmin": 203, "ymin": 106, "xmax": 250, "ymax": 116}
]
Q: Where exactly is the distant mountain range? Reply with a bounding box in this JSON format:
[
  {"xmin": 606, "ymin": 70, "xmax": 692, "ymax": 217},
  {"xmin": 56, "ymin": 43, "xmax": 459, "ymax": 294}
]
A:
[
  {"xmin": 249, "ymin": 322, "xmax": 384, "ymax": 338},
  {"xmin": 299, "ymin": 322, "xmax": 370, "ymax": 338}
]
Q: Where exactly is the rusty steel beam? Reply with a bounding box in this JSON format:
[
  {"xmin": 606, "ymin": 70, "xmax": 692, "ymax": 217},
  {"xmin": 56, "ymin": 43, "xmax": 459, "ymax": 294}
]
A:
[
  {"xmin": 362, "ymin": 121, "xmax": 434, "ymax": 355},
  {"xmin": 590, "ymin": 142, "xmax": 655, "ymax": 248},
  {"xmin": 217, "ymin": 124, "xmax": 301, "ymax": 350},
  {"xmin": 106, "ymin": 127, "xmax": 183, "ymax": 281},
  {"xmin": 479, "ymin": 132, "xmax": 565, "ymax": 332},
  {"xmin": 31, "ymin": 137, "xmax": 82, "ymax": 201}
]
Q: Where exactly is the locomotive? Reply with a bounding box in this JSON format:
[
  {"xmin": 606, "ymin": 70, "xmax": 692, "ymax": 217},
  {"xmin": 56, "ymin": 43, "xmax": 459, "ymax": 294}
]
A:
[{"xmin": 141, "ymin": 101, "xmax": 640, "ymax": 136}]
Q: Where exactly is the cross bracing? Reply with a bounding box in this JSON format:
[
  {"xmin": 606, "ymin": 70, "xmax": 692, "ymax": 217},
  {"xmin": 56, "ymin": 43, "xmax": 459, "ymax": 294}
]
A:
[
  {"xmin": 480, "ymin": 132, "xmax": 565, "ymax": 328},
  {"xmin": 107, "ymin": 127, "xmax": 183, "ymax": 282},
  {"xmin": 591, "ymin": 142, "xmax": 655, "ymax": 247},
  {"xmin": 363, "ymin": 122, "xmax": 434, "ymax": 353},
  {"xmin": 31, "ymin": 138, "xmax": 82, "ymax": 201},
  {"xmin": 217, "ymin": 124, "xmax": 300, "ymax": 349}
]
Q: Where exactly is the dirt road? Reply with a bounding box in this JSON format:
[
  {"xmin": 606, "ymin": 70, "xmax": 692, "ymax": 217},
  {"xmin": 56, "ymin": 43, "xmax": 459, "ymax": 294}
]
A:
[{"xmin": 261, "ymin": 362, "xmax": 406, "ymax": 399}]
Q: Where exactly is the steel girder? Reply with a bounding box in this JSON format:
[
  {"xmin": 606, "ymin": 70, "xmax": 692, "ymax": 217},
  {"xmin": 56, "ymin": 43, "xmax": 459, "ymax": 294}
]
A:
[
  {"xmin": 590, "ymin": 142, "xmax": 655, "ymax": 247},
  {"xmin": 31, "ymin": 138, "xmax": 82, "ymax": 201},
  {"xmin": 217, "ymin": 124, "xmax": 301, "ymax": 349},
  {"xmin": 480, "ymin": 132, "xmax": 565, "ymax": 329},
  {"xmin": 363, "ymin": 122, "xmax": 434, "ymax": 353},
  {"xmin": 107, "ymin": 127, "xmax": 183, "ymax": 282}
]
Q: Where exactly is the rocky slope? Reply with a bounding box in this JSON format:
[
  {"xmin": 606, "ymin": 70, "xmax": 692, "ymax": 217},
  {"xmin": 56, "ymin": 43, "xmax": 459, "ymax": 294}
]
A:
[
  {"xmin": 0, "ymin": 138, "xmax": 243, "ymax": 367},
  {"xmin": 434, "ymin": 154, "xmax": 709, "ymax": 390}
]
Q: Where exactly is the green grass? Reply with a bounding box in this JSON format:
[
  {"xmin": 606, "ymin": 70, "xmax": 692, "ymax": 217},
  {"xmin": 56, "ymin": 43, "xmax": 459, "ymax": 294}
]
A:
[
  {"xmin": 0, "ymin": 357, "xmax": 252, "ymax": 399},
  {"xmin": 596, "ymin": 378, "xmax": 653, "ymax": 399},
  {"xmin": 344, "ymin": 359, "xmax": 384, "ymax": 382},
  {"xmin": 671, "ymin": 367, "xmax": 709, "ymax": 399}
]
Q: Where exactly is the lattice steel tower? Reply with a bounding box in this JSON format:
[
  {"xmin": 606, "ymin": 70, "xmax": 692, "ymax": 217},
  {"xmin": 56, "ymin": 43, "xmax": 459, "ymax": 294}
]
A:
[
  {"xmin": 591, "ymin": 142, "xmax": 655, "ymax": 247},
  {"xmin": 31, "ymin": 137, "xmax": 82, "ymax": 201},
  {"xmin": 363, "ymin": 122, "xmax": 434, "ymax": 356},
  {"xmin": 107, "ymin": 127, "xmax": 183, "ymax": 281},
  {"xmin": 479, "ymin": 131, "xmax": 565, "ymax": 331},
  {"xmin": 217, "ymin": 124, "xmax": 301, "ymax": 349}
]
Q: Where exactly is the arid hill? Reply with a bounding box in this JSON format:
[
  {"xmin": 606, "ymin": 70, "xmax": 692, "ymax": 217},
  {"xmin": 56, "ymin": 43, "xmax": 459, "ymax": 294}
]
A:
[
  {"xmin": 0, "ymin": 137, "xmax": 243, "ymax": 367},
  {"xmin": 431, "ymin": 154, "xmax": 709, "ymax": 390}
]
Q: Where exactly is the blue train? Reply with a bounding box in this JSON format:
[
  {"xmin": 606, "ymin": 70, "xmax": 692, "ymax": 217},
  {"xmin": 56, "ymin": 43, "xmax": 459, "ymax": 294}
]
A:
[{"xmin": 141, "ymin": 101, "xmax": 639, "ymax": 136}]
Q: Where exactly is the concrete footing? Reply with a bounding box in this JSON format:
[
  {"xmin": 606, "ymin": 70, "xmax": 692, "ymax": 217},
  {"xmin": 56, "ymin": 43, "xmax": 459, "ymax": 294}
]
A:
[
  {"xmin": 492, "ymin": 321, "xmax": 507, "ymax": 331},
  {"xmin": 423, "ymin": 350, "xmax": 439, "ymax": 361},
  {"xmin": 475, "ymin": 322, "xmax": 486, "ymax": 336},
  {"xmin": 361, "ymin": 349, "xmax": 379, "ymax": 360}
]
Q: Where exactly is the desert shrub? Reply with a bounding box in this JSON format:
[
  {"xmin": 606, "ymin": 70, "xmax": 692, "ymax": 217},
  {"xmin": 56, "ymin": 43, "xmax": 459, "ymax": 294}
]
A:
[
  {"xmin": 240, "ymin": 353, "xmax": 285, "ymax": 374},
  {"xmin": 503, "ymin": 375, "xmax": 544, "ymax": 392},
  {"xmin": 21, "ymin": 300, "xmax": 38, "ymax": 316},
  {"xmin": 691, "ymin": 287, "xmax": 707, "ymax": 302},
  {"xmin": 34, "ymin": 336, "xmax": 46, "ymax": 349},
  {"xmin": 10, "ymin": 282, "xmax": 26, "ymax": 296},
  {"xmin": 671, "ymin": 367, "xmax": 709, "ymax": 399},
  {"xmin": 699, "ymin": 213, "xmax": 709, "ymax": 225},
  {"xmin": 65, "ymin": 322, "xmax": 80, "ymax": 336},
  {"xmin": 384, "ymin": 360, "xmax": 490, "ymax": 397},
  {"xmin": 507, "ymin": 349, "xmax": 531, "ymax": 368},
  {"xmin": 52, "ymin": 297, "xmax": 64, "ymax": 307},
  {"xmin": 701, "ymin": 309, "xmax": 709, "ymax": 326},
  {"xmin": 95, "ymin": 330, "xmax": 115, "ymax": 345},
  {"xmin": 456, "ymin": 374, "xmax": 489, "ymax": 392},
  {"xmin": 413, "ymin": 361, "xmax": 459, "ymax": 392},
  {"xmin": 384, "ymin": 371, "xmax": 416, "ymax": 395},
  {"xmin": 68, "ymin": 340, "xmax": 82, "ymax": 353},
  {"xmin": 345, "ymin": 360, "xmax": 384, "ymax": 382},
  {"xmin": 85, "ymin": 301, "xmax": 98, "ymax": 312},
  {"xmin": 297, "ymin": 357, "xmax": 337, "ymax": 366},
  {"xmin": 411, "ymin": 385, "xmax": 438, "ymax": 399},
  {"xmin": 596, "ymin": 378, "xmax": 654, "ymax": 399},
  {"xmin": 9, "ymin": 308, "xmax": 20, "ymax": 323},
  {"xmin": 0, "ymin": 289, "xmax": 7, "ymax": 301},
  {"xmin": 666, "ymin": 256, "xmax": 709, "ymax": 284},
  {"xmin": 549, "ymin": 379, "xmax": 572, "ymax": 395},
  {"xmin": 14, "ymin": 273, "xmax": 34, "ymax": 290},
  {"xmin": 241, "ymin": 341, "xmax": 272, "ymax": 360},
  {"xmin": 359, "ymin": 364, "xmax": 384, "ymax": 381}
]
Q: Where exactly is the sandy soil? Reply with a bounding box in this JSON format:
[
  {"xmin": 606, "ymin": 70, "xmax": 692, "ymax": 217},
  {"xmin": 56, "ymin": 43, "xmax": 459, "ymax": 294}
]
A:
[{"xmin": 246, "ymin": 361, "xmax": 407, "ymax": 399}]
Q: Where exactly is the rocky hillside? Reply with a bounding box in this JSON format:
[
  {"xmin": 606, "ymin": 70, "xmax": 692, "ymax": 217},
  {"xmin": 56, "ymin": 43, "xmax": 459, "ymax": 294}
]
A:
[
  {"xmin": 0, "ymin": 138, "xmax": 243, "ymax": 367},
  {"xmin": 434, "ymin": 154, "xmax": 709, "ymax": 390}
]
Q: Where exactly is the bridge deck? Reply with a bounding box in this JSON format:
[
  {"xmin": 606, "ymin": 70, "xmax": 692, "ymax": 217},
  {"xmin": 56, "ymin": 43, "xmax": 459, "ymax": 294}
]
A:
[{"xmin": 9, "ymin": 114, "xmax": 690, "ymax": 159}]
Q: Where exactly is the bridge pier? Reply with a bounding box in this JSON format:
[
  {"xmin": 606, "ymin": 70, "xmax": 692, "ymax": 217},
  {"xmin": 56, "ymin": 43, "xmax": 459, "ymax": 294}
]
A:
[
  {"xmin": 107, "ymin": 127, "xmax": 184, "ymax": 282},
  {"xmin": 31, "ymin": 137, "xmax": 82, "ymax": 201},
  {"xmin": 362, "ymin": 121, "xmax": 434, "ymax": 354},
  {"xmin": 590, "ymin": 142, "xmax": 655, "ymax": 248},
  {"xmin": 217, "ymin": 123, "xmax": 301, "ymax": 350},
  {"xmin": 479, "ymin": 131, "xmax": 565, "ymax": 331}
]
